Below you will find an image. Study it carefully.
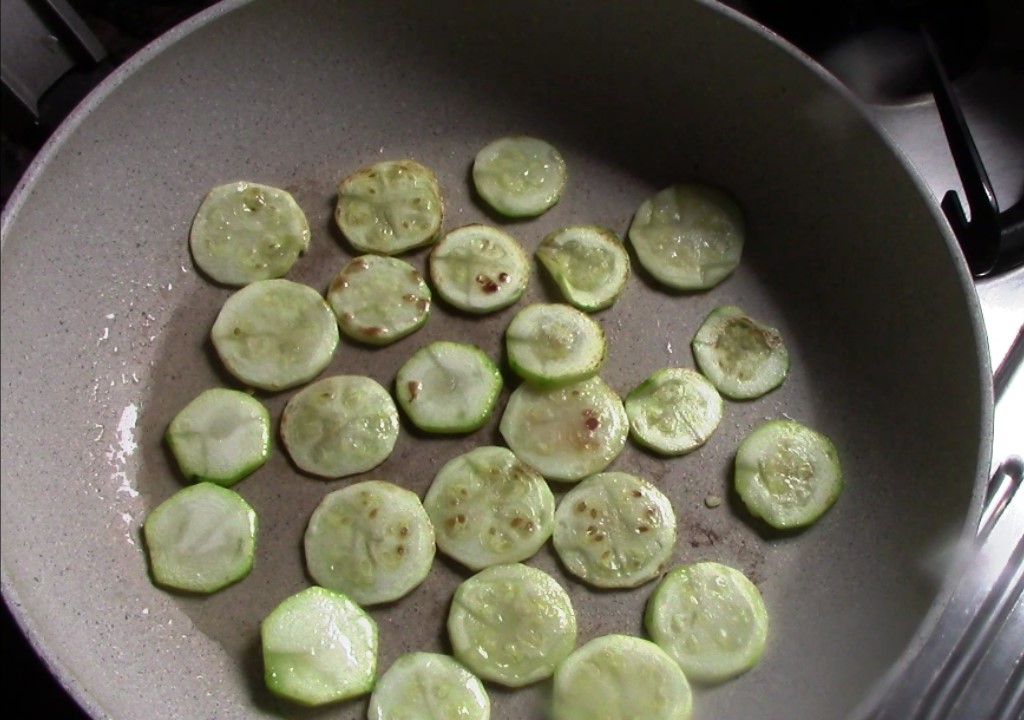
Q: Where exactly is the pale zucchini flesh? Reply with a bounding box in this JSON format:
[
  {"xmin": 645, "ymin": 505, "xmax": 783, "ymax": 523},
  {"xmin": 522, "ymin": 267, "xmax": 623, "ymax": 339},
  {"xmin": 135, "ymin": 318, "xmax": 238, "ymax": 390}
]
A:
[
  {"xmin": 735, "ymin": 419, "xmax": 842, "ymax": 529},
  {"xmin": 447, "ymin": 563, "xmax": 577, "ymax": 687},
  {"xmin": 692, "ymin": 305, "xmax": 789, "ymax": 400},
  {"xmin": 327, "ymin": 254, "xmax": 431, "ymax": 345},
  {"xmin": 143, "ymin": 482, "xmax": 257, "ymax": 594},
  {"xmin": 628, "ymin": 183, "xmax": 744, "ymax": 291},
  {"xmin": 645, "ymin": 561, "xmax": 769, "ymax": 684},
  {"xmin": 335, "ymin": 159, "xmax": 443, "ymax": 255},
  {"xmin": 261, "ymin": 586, "xmax": 378, "ymax": 706},
  {"xmin": 505, "ymin": 303, "xmax": 607, "ymax": 385},
  {"xmin": 423, "ymin": 446, "xmax": 554, "ymax": 570},
  {"xmin": 304, "ymin": 480, "xmax": 436, "ymax": 606},
  {"xmin": 280, "ymin": 375, "xmax": 399, "ymax": 479},
  {"xmin": 499, "ymin": 376, "xmax": 628, "ymax": 481},
  {"xmin": 552, "ymin": 472, "xmax": 677, "ymax": 588},
  {"xmin": 165, "ymin": 387, "xmax": 270, "ymax": 486},
  {"xmin": 536, "ymin": 225, "xmax": 630, "ymax": 311},
  {"xmin": 210, "ymin": 278, "xmax": 339, "ymax": 392},
  {"xmin": 625, "ymin": 367, "xmax": 723, "ymax": 455},
  {"xmin": 190, "ymin": 181, "xmax": 310, "ymax": 286},
  {"xmin": 368, "ymin": 652, "xmax": 490, "ymax": 720},
  {"xmin": 552, "ymin": 634, "xmax": 693, "ymax": 720},
  {"xmin": 429, "ymin": 224, "xmax": 530, "ymax": 313},
  {"xmin": 472, "ymin": 136, "xmax": 567, "ymax": 217}
]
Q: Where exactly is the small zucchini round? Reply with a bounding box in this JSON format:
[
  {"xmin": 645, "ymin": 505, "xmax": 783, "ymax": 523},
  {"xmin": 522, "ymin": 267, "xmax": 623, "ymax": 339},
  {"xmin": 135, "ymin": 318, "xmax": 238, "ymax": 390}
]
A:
[
  {"xmin": 691, "ymin": 305, "xmax": 789, "ymax": 400},
  {"xmin": 326, "ymin": 254, "xmax": 431, "ymax": 346},
  {"xmin": 624, "ymin": 367, "xmax": 723, "ymax": 455},
  {"xmin": 536, "ymin": 225, "xmax": 630, "ymax": 311},
  {"xmin": 368, "ymin": 652, "xmax": 490, "ymax": 720},
  {"xmin": 429, "ymin": 224, "xmax": 530, "ymax": 314},
  {"xmin": 505, "ymin": 303, "xmax": 606, "ymax": 385},
  {"xmin": 472, "ymin": 135, "xmax": 567, "ymax": 217}
]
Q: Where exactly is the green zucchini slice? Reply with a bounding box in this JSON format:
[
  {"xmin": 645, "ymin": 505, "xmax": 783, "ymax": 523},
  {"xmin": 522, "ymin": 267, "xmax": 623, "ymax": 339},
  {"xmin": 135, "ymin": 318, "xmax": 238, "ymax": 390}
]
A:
[
  {"xmin": 734, "ymin": 419, "xmax": 842, "ymax": 529},
  {"xmin": 645, "ymin": 561, "xmax": 769, "ymax": 684},
  {"xmin": 334, "ymin": 159, "xmax": 443, "ymax": 255},
  {"xmin": 691, "ymin": 305, "xmax": 789, "ymax": 400},
  {"xmin": 280, "ymin": 375, "xmax": 399, "ymax": 479},
  {"xmin": 625, "ymin": 367, "xmax": 723, "ymax": 455},
  {"xmin": 423, "ymin": 446, "xmax": 554, "ymax": 570},
  {"xmin": 429, "ymin": 224, "xmax": 530, "ymax": 314},
  {"xmin": 165, "ymin": 388, "xmax": 270, "ymax": 486},
  {"xmin": 210, "ymin": 278, "xmax": 339, "ymax": 392},
  {"xmin": 627, "ymin": 183, "xmax": 744, "ymax": 291},
  {"xmin": 505, "ymin": 303, "xmax": 606, "ymax": 385},
  {"xmin": 395, "ymin": 341, "xmax": 502, "ymax": 434},
  {"xmin": 261, "ymin": 586, "xmax": 377, "ymax": 706},
  {"xmin": 304, "ymin": 481, "xmax": 435, "ymax": 606},
  {"xmin": 536, "ymin": 225, "xmax": 630, "ymax": 311},
  {"xmin": 552, "ymin": 634, "xmax": 692, "ymax": 720},
  {"xmin": 143, "ymin": 482, "xmax": 257, "ymax": 594},
  {"xmin": 499, "ymin": 376, "xmax": 628, "ymax": 481},
  {"xmin": 190, "ymin": 181, "xmax": 310, "ymax": 286},
  {"xmin": 326, "ymin": 254, "xmax": 431, "ymax": 345},
  {"xmin": 368, "ymin": 652, "xmax": 490, "ymax": 720},
  {"xmin": 448, "ymin": 563, "xmax": 577, "ymax": 687},
  {"xmin": 472, "ymin": 136, "xmax": 567, "ymax": 217},
  {"xmin": 552, "ymin": 472, "xmax": 677, "ymax": 588}
]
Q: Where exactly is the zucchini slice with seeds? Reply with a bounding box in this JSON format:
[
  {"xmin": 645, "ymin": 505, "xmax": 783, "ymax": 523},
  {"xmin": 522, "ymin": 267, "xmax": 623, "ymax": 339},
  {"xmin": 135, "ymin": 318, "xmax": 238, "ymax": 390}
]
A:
[
  {"xmin": 429, "ymin": 224, "xmax": 530, "ymax": 313},
  {"xmin": 625, "ymin": 367, "xmax": 723, "ymax": 455},
  {"xmin": 552, "ymin": 471, "xmax": 677, "ymax": 588},
  {"xmin": 280, "ymin": 375, "xmax": 399, "ymax": 479},
  {"xmin": 552, "ymin": 634, "xmax": 692, "ymax": 720},
  {"xmin": 165, "ymin": 388, "xmax": 270, "ymax": 486},
  {"xmin": 368, "ymin": 652, "xmax": 490, "ymax": 720},
  {"xmin": 190, "ymin": 181, "xmax": 310, "ymax": 286},
  {"xmin": 261, "ymin": 586, "xmax": 377, "ymax": 706},
  {"xmin": 505, "ymin": 303, "xmax": 606, "ymax": 385},
  {"xmin": 536, "ymin": 225, "xmax": 630, "ymax": 311},
  {"xmin": 692, "ymin": 305, "xmax": 789, "ymax": 400},
  {"xmin": 472, "ymin": 136, "xmax": 567, "ymax": 217},
  {"xmin": 304, "ymin": 480, "xmax": 435, "ymax": 605},
  {"xmin": 326, "ymin": 254, "xmax": 431, "ymax": 345},
  {"xmin": 448, "ymin": 563, "xmax": 577, "ymax": 687},
  {"xmin": 395, "ymin": 341, "xmax": 502, "ymax": 434},
  {"xmin": 424, "ymin": 446, "xmax": 555, "ymax": 570},
  {"xmin": 735, "ymin": 419, "xmax": 842, "ymax": 529},
  {"xmin": 210, "ymin": 278, "xmax": 338, "ymax": 392},
  {"xmin": 143, "ymin": 482, "xmax": 257, "ymax": 594},
  {"xmin": 335, "ymin": 159, "xmax": 443, "ymax": 255},
  {"xmin": 499, "ymin": 376, "xmax": 628, "ymax": 482},
  {"xmin": 627, "ymin": 183, "xmax": 744, "ymax": 291},
  {"xmin": 645, "ymin": 561, "xmax": 769, "ymax": 684}
]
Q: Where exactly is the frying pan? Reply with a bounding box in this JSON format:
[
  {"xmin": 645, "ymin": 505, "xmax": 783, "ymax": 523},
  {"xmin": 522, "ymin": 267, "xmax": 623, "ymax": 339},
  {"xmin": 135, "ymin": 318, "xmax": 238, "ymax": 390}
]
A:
[{"xmin": 0, "ymin": 1, "xmax": 993, "ymax": 718}]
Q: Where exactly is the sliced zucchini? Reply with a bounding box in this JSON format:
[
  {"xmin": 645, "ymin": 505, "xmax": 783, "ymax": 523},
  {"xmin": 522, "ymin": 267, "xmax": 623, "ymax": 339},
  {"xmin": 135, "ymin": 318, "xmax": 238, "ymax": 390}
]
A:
[
  {"xmin": 692, "ymin": 305, "xmax": 789, "ymax": 400},
  {"xmin": 645, "ymin": 561, "xmax": 769, "ymax": 684},
  {"xmin": 447, "ymin": 563, "xmax": 577, "ymax": 687},
  {"xmin": 505, "ymin": 303, "xmax": 606, "ymax": 385},
  {"xmin": 280, "ymin": 375, "xmax": 399, "ymax": 479},
  {"xmin": 624, "ymin": 367, "xmax": 723, "ymax": 455},
  {"xmin": 261, "ymin": 586, "xmax": 378, "ymax": 706},
  {"xmin": 189, "ymin": 181, "xmax": 310, "ymax": 286},
  {"xmin": 395, "ymin": 341, "xmax": 502, "ymax": 434},
  {"xmin": 423, "ymin": 446, "xmax": 554, "ymax": 570},
  {"xmin": 429, "ymin": 224, "xmax": 530, "ymax": 314},
  {"xmin": 165, "ymin": 388, "xmax": 270, "ymax": 486},
  {"xmin": 552, "ymin": 472, "xmax": 677, "ymax": 589},
  {"xmin": 210, "ymin": 278, "xmax": 339, "ymax": 392},
  {"xmin": 304, "ymin": 480, "xmax": 435, "ymax": 605},
  {"xmin": 472, "ymin": 135, "xmax": 567, "ymax": 217},
  {"xmin": 334, "ymin": 159, "xmax": 443, "ymax": 255},
  {"xmin": 499, "ymin": 376, "xmax": 628, "ymax": 482},
  {"xmin": 143, "ymin": 482, "xmax": 257, "ymax": 594},
  {"xmin": 552, "ymin": 634, "xmax": 692, "ymax": 720},
  {"xmin": 627, "ymin": 183, "xmax": 744, "ymax": 291},
  {"xmin": 326, "ymin": 254, "xmax": 431, "ymax": 346},
  {"xmin": 734, "ymin": 419, "xmax": 842, "ymax": 529},
  {"xmin": 368, "ymin": 652, "xmax": 490, "ymax": 720},
  {"xmin": 536, "ymin": 225, "xmax": 630, "ymax": 311}
]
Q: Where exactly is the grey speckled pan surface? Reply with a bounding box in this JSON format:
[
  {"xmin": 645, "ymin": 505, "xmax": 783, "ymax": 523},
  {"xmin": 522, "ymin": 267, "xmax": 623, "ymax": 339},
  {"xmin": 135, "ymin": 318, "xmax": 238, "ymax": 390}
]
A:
[{"xmin": 0, "ymin": 1, "xmax": 992, "ymax": 719}]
